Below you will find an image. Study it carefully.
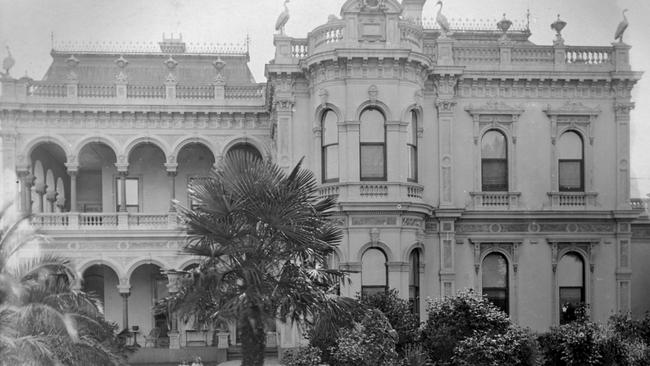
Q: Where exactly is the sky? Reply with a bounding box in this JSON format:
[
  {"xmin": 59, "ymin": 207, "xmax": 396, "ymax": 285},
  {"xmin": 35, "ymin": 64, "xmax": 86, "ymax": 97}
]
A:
[{"xmin": 1, "ymin": 0, "xmax": 649, "ymax": 196}]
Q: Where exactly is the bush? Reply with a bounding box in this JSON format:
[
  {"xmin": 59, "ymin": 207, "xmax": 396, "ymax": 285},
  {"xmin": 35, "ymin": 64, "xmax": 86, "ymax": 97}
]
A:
[
  {"xmin": 453, "ymin": 326, "xmax": 539, "ymax": 366},
  {"xmin": 359, "ymin": 289, "xmax": 421, "ymax": 354},
  {"xmin": 281, "ymin": 346, "xmax": 322, "ymax": 366},
  {"xmin": 420, "ymin": 289, "xmax": 511, "ymax": 365},
  {"xmin": 330, "ymin": 309, "xmax": 399, "ymax": 366}
]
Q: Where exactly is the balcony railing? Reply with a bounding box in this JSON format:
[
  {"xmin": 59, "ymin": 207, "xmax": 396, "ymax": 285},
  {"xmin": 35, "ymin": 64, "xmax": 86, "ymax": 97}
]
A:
[
  {"xmin": 547, "ymin": 192, "xmax": 598, "ymax": 209},
  {"xmin": 469, "ymin": 192, "xmax": 521, "ymax": 210},
  {"xmin": 317, "ymin": 182, "xmax": 424, "ymax": 203},
  {"xmin": 32, "ymin": 212, "xmax": 178, "ymax": 231}
]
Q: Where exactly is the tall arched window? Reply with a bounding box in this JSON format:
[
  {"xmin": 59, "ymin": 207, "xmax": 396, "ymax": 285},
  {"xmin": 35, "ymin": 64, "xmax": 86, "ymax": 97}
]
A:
[
  {"xmin": 409, "ymin": 249, "xmax": 421, "ymax": 315},
  {"xmin": 558, "ymin": 131, "xmax": 584, "ymax": 192},
  {"xmin": 361, "ymin": 248, "xmax": 387, "ymax": 296},
  {"xmin": 481, "ymin": 130, "xmax": 508, "ymax": 191},
  {"xmin": 360, "ymin": 108, "xmax": 386, "ymax": 181},
  {"xmin": 558, "ymin": 252, "xmax": 585, "ymax": 324},
  {"xmin": 482, "ymin": 253, "xmax": 509, "ymax": 314},
  {"xmin": 321, "ymin": 110, "xmax": 339, "ymax": 182},
  {"xmin": 407, "ymin": 110, "xmax": 418, "ymax": 182}
]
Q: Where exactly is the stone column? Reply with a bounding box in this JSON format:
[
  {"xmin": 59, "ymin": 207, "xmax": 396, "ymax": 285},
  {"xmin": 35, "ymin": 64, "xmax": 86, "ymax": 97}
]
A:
[
  {"xmin": 117, "ymin": 285, "xmax": 131, "ymax": 330},
  {"xmin": 65, "ymin": 163, "xmax": 79, "ymax": 212},
  {"xmin": 16, "ymin": 171, "xmax": 34, "ymax": 214},
  {"xmin": 433, "ymin": 72, "xmax": 460, "ymax": 208},
  {"xmin": 164, "ymin": 163, "xmax": 178, "ymax": 212},
  {"xmin": 34, "ymin": 182, "xmax": 46, "ymax": 213},
  {"xmin": 45, "ymin": 189, "xmax": 57, "ymax": 213},
  {"xmin": 614, "ymin": 101, "xmax": 635, "ymax": 209},
  {"xmin": 166, "ymin": 270, "xmax": 182, "ymax": 349}
]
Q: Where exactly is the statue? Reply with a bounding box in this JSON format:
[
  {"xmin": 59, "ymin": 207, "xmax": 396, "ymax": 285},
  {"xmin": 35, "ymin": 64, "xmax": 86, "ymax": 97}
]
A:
[
  {"xmin": 275, "ymin": 0, "xmax": 290, "ymax": 35},
  {"xmin": 614, "ymin": 9, "xmax": 629, "ymax": 43},
  {"xmin": 435, "ymin": 1, "xmax": 451, "ymax": 37}
]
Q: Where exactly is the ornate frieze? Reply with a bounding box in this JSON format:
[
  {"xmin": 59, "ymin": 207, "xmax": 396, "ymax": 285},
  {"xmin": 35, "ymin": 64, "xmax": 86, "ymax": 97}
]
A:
[
  {"xmin": 458, "ymin": 78, "xmax": 622, "ymax": 99},
  {"xmin": 456, "ymin": 222, "xmax": 615, "ymax": 234},
  {"xmin": 350, "ymin": 216, "xmax": 398, "ymax": 226},
  {"xmin": 306, "ymin": 57, "xmax": 429, "ymax": 86}
]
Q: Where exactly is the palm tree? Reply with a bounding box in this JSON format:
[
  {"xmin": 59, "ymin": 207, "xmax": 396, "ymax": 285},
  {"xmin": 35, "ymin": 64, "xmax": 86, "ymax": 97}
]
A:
[
  {"xmin": 169, "ymin": 151, "xmax": 352, "ymax": 366},
  {"xmin": 0, "ymin": 203, "xmax": 128, "ymax": 365}
]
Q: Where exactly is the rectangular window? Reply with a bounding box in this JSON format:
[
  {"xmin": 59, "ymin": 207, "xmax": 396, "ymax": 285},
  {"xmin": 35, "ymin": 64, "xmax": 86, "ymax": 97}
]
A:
[
  {"xmin": 116, "ymin": 177, "xmax": 139, "ymax": 212},
  {"xmin": 323, "ymin": 145, "xmax": 339, "ymax": 182},
  {"xmin": 361, "ymin": 285, "xmax": 387, "ymax": 297},
  {"xmin": 408, "ymin": 145, "xmax": 417, "ymax": 182},
  {"xmin": 481, "ymin": 159, "xmax": 508, "ymax": 191},
  {"xmin": 360, "ymin": 144, "xmax": 386, "ymax": 180},
  {"xmin": 559, "ymin": 160, "xmax": 583, "ymax": 191}
]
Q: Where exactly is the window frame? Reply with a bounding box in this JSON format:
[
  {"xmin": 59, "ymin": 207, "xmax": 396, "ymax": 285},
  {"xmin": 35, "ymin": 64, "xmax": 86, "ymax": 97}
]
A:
[
  {"xmin": 361, "ymin": 247, "xmax": 388, "ymax": 296},
  {"xmin": 558, "ymin": 251, "xmax": 586, "ymax": 324},
  {"xmin": 115, "ymin": 176, "xmax": 140, "ymax": 212},
  {"xmin": 481, "ymin": 252, "xmax": 510, "ymax": 315},
  {"xmin": 480, "ymin": 130, "xmax": 509, "ymax": 192},
  {"xmin": 321, "ymin": 109, "xmax": 339, "ymax": 183},
  {"xmin": 409, "ymin": 249, "xmax": 421, "ymax": 315},
  {"xmin": 359, "ymin": 107, "xmax": 387, "ymax": 181},
  {"xmin": 407, "ymin": 110, "xmax": 418, "ymax": 182},
  {"xmin": 557, "ymin": 131, "xmax": 585, "ymax": 192}
]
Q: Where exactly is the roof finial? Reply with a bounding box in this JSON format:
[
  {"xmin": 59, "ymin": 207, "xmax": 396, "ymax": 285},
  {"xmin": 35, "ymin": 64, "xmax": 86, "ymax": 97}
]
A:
[{"xmin": 526, "ymin": 8, "xmax": 531, "ymax": 31}]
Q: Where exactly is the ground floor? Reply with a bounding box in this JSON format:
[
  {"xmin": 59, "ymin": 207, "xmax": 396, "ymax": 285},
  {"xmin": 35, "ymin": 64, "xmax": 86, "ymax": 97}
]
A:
[{"xmin": 22, "ymin": 208, "xmax": 650, "ymax": 361}]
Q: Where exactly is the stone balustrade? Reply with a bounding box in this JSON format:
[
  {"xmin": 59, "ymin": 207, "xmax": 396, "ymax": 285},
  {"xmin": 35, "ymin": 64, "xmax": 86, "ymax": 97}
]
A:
[
  {"xmin": 547, "ymin": 192, "xmax": 599, "ymax": 209},
  {"xmin": 32, "ymin": 212, "xmax": 179, "ymax": 231},
  {"xmin": 317, "ymin": 182, "xmax": 424, "ymax": 203},
  {"xmin": 309, "ymin": 21, "xmax": 345, "ymax": 51},
  {"xmin": 469, "ymin": 191, "xmax": 521, "ymax": 210}
]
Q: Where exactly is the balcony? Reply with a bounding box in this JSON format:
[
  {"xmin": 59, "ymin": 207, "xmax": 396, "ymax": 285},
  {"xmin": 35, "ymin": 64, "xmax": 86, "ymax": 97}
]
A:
[
  {"xmin": 469, "ymin": 192, "xmax": 521, "ymax": 210},
  {"xmin": 317, "ymin": 182, "xmax": 424, "ymax": 204},
  {"xmin": 547, "ymin": 192, "xmax": 598, "ymax": 209},
  {"xmin": 32, "ymin": 212, "xmax": 179, "ymax": 231}
]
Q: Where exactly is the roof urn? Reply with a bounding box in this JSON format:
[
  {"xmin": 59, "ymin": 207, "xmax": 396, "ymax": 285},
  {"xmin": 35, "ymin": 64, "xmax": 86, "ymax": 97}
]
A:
[{"xmin": 551, "ymin": 14, "xmax": 567, "ymax": 45}]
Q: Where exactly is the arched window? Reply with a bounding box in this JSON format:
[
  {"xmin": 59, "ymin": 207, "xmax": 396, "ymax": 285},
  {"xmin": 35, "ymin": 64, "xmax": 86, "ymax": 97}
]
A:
[
  {"xmin": 558, "ymin": 252, "xmax": 585, "ymax": 324},
  {"xmin": 407, "ymin": 110, "xmax": 418, "ymax": 182},
  {"xmin": 558, "ymin": 131, "xmax": 584, "ymax": 192},
  {"xmin": 409, "ymin": 249, "xmax": 421, "ymax": 315},
  {"xmin": 359, "ymin": 108, "xmax": 386, "ymax": 181},
  {"xmin": 361, "ymin": 248, "xmax": 387, "ymax": 296},
  {"xmin": 227, "ymin": 142, "xmax": 262, "ymax": 161},
  {"xmin": 482, "ymin": 253, "xmax": 509, "ymax": 314},
  {"xmin": 321, "ymin": 110, "xmax": 339, "ymax": 182},
  {"xmin": 481, "ymin": 130, "xmax": 508, "ymax": 191}
]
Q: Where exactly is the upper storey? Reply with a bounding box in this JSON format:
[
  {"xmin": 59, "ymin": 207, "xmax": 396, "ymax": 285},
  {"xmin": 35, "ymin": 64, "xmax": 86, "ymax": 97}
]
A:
[
  {"xmin": 267, "ymin": 0, "xmax": 637, "ymax": 79},
  {"xmin": 0, "ymin": 35, "xmax": 266, "ymax": 108}
]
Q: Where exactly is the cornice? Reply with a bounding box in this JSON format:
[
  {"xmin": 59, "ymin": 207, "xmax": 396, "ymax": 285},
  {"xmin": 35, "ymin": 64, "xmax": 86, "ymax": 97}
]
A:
[{"xmin": 302, "ymin": 48, "xmax": 433, "ymax": 70}]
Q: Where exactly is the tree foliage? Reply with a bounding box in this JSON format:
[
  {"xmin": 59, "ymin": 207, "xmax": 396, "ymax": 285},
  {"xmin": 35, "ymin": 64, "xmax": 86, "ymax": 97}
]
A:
[
  {"xmin": 169, "ymin": 152, "xmax": 351, "ymax": 366},
  {"xmin": 0, "ymin": 203, "xmax": 128, "ymax": 366}
]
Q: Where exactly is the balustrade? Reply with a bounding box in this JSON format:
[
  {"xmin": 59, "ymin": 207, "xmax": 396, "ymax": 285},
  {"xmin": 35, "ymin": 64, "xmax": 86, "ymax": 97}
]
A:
[
  {"xmin": 453, "ymin": 46, "xmax": 500, "ymax": 64},
  {"xmin": 32, "ymin": 212, "xmax": 177, "ymax": 230},
  {"xmin": 176, "ymin": 85, "xmax": 214, "ymax": 99},
  {"xmin": 224, "ymin": 85, "xmax": 265, "ymax": 99},
  {"xmin": 126, "ymin": 85, "xmax": 166, "ymax": 99},
  {"xmin": 310, "ymin": 21, "xmax": 345, "ymax": 50},
  {"xmin": 511, "ymin": 46, "xmax": 554, "ymax": 64},
  {"xmin": 469, "ymin": 192, "xmax": 520, "ymax": 210},
  {"xmin": 318, "ymin": 182, "xmax": 424, "ymax": 203},
  {"xmin": 547, "ymin": 192, "xmax": 598, "ymax": 209},
  {"xmin": 78, "ymin": 84, "xmax": 117, "ymax": 98},
  {"xmin": 290, "ymin": 39, "xmax": 308, "ymax": 59},
  {"xmin": 27, "ymin": 82, "xmax": 67, "ymax": 97}
]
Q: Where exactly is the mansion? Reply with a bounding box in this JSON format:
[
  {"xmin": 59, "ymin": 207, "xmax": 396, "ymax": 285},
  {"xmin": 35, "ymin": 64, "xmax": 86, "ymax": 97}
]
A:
[{"xmin": 0, "ymin": 0, "xmax": 648, "ymax": 364}]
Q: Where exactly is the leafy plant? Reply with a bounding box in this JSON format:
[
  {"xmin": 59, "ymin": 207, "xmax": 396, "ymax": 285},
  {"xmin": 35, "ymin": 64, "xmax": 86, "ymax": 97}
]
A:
[
  {"xmin": 453, "ymin": 326, "xmax": 538, "ymax": 366},
  {"xmin": 281, "ymin": 346, "xmax": 322, "ymax": 366}
]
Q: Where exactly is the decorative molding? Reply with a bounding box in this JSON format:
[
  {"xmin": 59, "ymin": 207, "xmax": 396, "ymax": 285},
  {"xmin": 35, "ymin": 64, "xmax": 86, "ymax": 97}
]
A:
[
  {"xmin": 544, "ymin": 101, "xmax": 600, "ymax": 145},
  {"xmin": 368, "ymin": 84, "xmax": 378, "ymax": 102},
  {"xmin": 547, "ymin": 240, "xmax": 599, "ymax": 273},
  {"xmin": 471, "ymin": 240, "xmax": 522, "ymax": 274},
  {"xmin": 465, "ymin": 100, "xmax": 524, "ymax": 144},
  {"xmin": 318, "ymin": 88, "xmax": 329, "ymax": 107},
  {"xmin": 457, "ymin": 221, "xmax": 615, "ymax": 234}
]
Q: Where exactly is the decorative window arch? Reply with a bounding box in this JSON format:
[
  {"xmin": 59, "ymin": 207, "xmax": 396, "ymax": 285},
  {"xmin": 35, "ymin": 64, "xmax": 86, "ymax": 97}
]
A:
[
  {"xmin": 359, "ymin": 107, "xmax": 386, "ymax": 181},
  {"xmin": 557, "ymin": 131, "xmax": 584, "ymax": 192},
  {"xmin": 321, "ymin": 109, "xmax": 339, "ymax": 182},
  {"xmin": 361, "ymin": 247, "xmax": 388, "ymax": 296},
  {"xmin": 481, "ymin": 130, "xmax": 508, "ymax": 192}
]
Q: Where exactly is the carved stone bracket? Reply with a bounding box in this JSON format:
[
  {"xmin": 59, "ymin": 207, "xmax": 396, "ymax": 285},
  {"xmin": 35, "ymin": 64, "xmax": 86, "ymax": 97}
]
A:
[
  {"xmin": 465, "ymin": 100, "xmax": 524, "ymax": 144},
  {"xmin": 544, "ymin": 101, "xmax": 600, "ymax": 145}
]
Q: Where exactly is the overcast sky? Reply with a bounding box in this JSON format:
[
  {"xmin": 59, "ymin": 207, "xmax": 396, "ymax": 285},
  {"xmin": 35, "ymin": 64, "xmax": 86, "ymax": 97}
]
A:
[{"xmin": 1, "ymin": 0, "xmax": 649, "ymax": 195}]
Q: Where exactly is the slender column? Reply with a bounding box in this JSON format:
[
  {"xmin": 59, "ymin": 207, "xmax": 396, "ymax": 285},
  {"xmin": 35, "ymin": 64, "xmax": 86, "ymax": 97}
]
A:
[
  {"xmin": 119, "ymin": 171, "xmax": 127, "ymax": 212},
  {"xmin": 117, "ymin": 286, "xmax": 131, "ymax": 330},
  {"xmin": 166, "ymin": 270, "xmax": 181, "ymax": 349},
  {"xmin": 65, "ymin": 164, "xmax": 79, "ymax": 212},
  {"xmin": 165, "ymin": 163, "xmax": 178, "ymax": 212},
  {"xmin": 22, "ymin": 173, "xmax": 36, "ymax": 214},
  {"xmin": 34, "ymin": 183, "xmax": 46, "ymax": 213},
  {"xmin": 45, "ymin": 190, "xmax": 57, "ymax": 212}
]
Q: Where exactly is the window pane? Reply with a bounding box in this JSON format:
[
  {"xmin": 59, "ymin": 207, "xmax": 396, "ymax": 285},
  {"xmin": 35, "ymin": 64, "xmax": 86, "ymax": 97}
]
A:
[
  {"xmin": 360, "ymin": 109, "xmax": 385, "ymax": 142},
  {"xmin": 482, "ymin": 160, "xmax": 508, "ymax": 191},
  {"xmin": 322, "ymin": 110, "xmax": 338, "ymax": 145},
  {"xmin": 362, "ymin": 248, "xmax": 387, "ymax": 287},
  {"xmin": 482, "ymin": 253, "xmax": 508, "ymax": 288},
  {"xmin": 483, "ymin": 288, "xmax": 508, "ymax": 313},
  {"xmin": 360, "ymin": 145, "xmax": 385, "ymax": 179},
  {"xmin": 481, "ymin": 131, "xmax": 507, "ymax": 159},
  {"xmin": 558, "ymin": 132, "xmax": 583, "ymax": 159},
  {"xmin": 558, "ymin": 253, "xmax": 584, "ymax": 287},
  {"xmin": 324, "ymin": 145, "xmax": 339, "ymax": 181},
  {"xmin": 559, "ymin": 161, "xmax": 582, "ymax": 191},
  {"xmin": 408, "ymin": 146, "xmax": 417, "ymax": 181},
  {"xmin": 407, "ymin": 111, "xmax": 417, "ymax": 145},
  {"xmin": 125, "ymin": 179, "xmax": 138, "ymax": 205}
]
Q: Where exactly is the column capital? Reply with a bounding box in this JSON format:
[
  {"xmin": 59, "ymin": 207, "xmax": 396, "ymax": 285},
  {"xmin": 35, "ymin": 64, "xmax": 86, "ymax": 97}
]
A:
[
  {"xmin": 65, "ymin": 162, "xmax": 79, "ymax": 173},
  {"xmin": 117, "ymin": 284, "xmax": 131, "ymax": 294},
  {"xmin": 164, "ymin": 162, "xmax": 178, "ymax": 173},
  {"xmin": 115, "ymin": 163, "xmax": 129, "ymax": 173}
]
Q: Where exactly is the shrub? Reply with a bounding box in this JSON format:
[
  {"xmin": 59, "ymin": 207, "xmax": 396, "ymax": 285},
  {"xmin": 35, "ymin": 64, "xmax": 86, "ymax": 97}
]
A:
[
  {"xmin": 420, "ymin": 289, "xmax": 511, "ymax": 365},
  {"xmin": 401, "ymin": 343, "xmax": 431, "ymax": 366},
  {"xmin": 359, "ymin": 289, "xmax": 421, "ymax": 354},
  {"xmin": 281, "ymin": 346, "xmax": 322, "ymax": 366},
  {"xmin": 330, "ymin": 309, "xmax": 399, "ymax": 366},
  {"xmin": 453, "ymin": 326, "xmax": 538, "ymax": 366}
]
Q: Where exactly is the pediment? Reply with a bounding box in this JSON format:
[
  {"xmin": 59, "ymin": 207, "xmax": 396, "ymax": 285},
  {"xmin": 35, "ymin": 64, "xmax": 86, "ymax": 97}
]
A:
[{"xmin": 340, "ymin": 0, "xmax": 403, "ymax": 15}]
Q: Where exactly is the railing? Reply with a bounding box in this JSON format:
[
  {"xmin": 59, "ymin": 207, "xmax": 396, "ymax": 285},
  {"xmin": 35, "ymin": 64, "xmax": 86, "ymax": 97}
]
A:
[
  {"xmin": 547, "ymin": 192, "xmax": 598, "ymax": 209},
  {"xmin": 176, "ymin": 84, "xmax": 214, "ymax": 99},
  {"xmin": 78, "ymin": 84, "xmax": 117, "ymax": 98},
  {"xmin": 317, "ymin": 182, "xmax": 424, "ymax": 203},
  {"xmin": 469, "ymin": 192, "xmax": 520, "ymax": 210},
  {"xmin": 126, "ymin": 84, "xmax": 166, "ymax": 98},
  {"xmin": 291, "ymin": 38, "xmax": 309, "ymax": 59},
  {"xmin": 224, "ymin": 85, "xmax": 265, "ymax": 99},
  {"xmin": 453, "ymin": 46, "xmax": 500, "ymax": 64},
  {"xmin": 310, "ymin": 21, "xmax": 345, "ymax": 50},
  {"xmin": 565, "ymin": 46, "xmax": 611, "ymax": 65},
  {"xmin": 512, "ymin": 46, "xmax": 554, "ymax": 64},
  {"xmin": 27, "ymin": 82, "xmax": 67, "ymax": 97},
  {"xmin": 32, "ymin": 212, "xmax": 179, "ymax": 230},
  {"xmin": 630, "ymin": 198, "xmax": 648, "ymax": 210}
]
